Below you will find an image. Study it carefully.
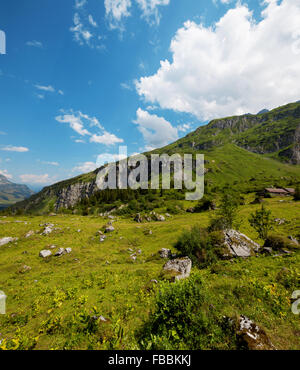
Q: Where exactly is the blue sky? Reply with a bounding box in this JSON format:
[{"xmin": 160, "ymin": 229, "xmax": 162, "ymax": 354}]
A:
[{"xmin": 0, "ymin": 0, "xmax": 300, "ymax": 189}]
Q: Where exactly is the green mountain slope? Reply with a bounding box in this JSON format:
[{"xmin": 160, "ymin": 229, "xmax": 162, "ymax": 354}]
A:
[
  {"xmin": 0, "ymin": 175, "xmax": 34, "ymax": 208},
  {"xmin": 6, "ymin": 101, "xmax": 300, "ymax": 214}
]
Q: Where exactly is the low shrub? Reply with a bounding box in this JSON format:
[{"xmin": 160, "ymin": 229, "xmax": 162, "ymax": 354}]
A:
[
  {"xmin": 193, "ymin": 195, "xmax": 215, "ymax": 213},
  {"xmin": 264, "ymin": 234, "xmax": 299, "ymax": 251},
  {"xmin": 174, "ymin": 225, "xmax": 226, "ymax": 268},
  {"xmin": 137, "ymin": 275, "xmax": 237, "ymax": 350}
]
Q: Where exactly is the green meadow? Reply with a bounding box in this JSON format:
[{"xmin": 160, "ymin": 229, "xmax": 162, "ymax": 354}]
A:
[{"xmin": 0, "ymin": 194, "xmax": 299, "ymax": 350}]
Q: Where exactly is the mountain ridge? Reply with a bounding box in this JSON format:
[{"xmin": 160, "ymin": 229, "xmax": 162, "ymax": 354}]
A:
[
  {"xmin": 6, "ymin": 101, "xmax": 300, "ymax": 214},
  {"xmin": 0, "ymin": 174, "xmax": 34, "ymax": 208}
]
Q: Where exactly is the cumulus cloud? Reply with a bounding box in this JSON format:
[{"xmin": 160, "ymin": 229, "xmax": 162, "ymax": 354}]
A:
[
  {"xmin": 1, "ymin": 146, "xmax": 29, "ymax": 152},
  {"xmin": 70, "ymin": 13, "xmax": 93, "ymax": 45},
  {"xmin": 104, "ymin": 0, "xmax": 170, "ymax": 29},
  {"xmin": 75, "ymin": 0, "xmax": 87, "ymax": 9},
  {"xmin": 136, "ymin": 0, "xmax": 170, "ymax": 25},
  {"xmin": 55, "ymin": 112, "xmax": 91, "ymax": 136},
  {"xmin": 55, "ymin": 110, "xmax": 123, "ymax": 146},
  {"xmin": 136, "ymin": 0, "xmax": 300, "ymax": 120},
  {"xmin": 133, "ymin": 108, "xmax": 178, "ymax": 150},
  {"xmin": 70, "ymin": 1, "xmax": 103, "ymax": 48},
  {"xmin": 19, "ymin": 174, "xmax": 54, "ymax": 184},
  {"xmin": 0, "ymin": 169, "xmax": 13, "ymax": 179},
  {"xmin": 96, "ymin": 153, "xmax": 127, "ymax": 166},
  {"xmin": 72, "ymin": 161, "xmax": 98, "ymax": 173},
  {"xmin": 105, "ymin": 0, "xmax": 132, "ymax": 29},
  {"xmin": 90, "ymin": 132, "xmax": 124, "ymax": 145}
]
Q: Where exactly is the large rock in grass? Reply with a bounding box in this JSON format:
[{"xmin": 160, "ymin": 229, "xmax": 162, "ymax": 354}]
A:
[
  {"xmin": 163, "ymin": 257, "xmax": 192, "ymax": 281},
  {"xmin": 39, "ymin": 249, "xmax": 52, "ymax": 258},
  {"xmin": 105, "ymin": 225, "xmax": 115, "ymax": 233},
  {"xmin": 0, "ymin": 237, "xmax": 18, "ymax": 246},
  {"xmin": 159, "ymin": 248, "xmax": 171, "ymax": 258},
  {"xmin": 223, "ymin": 229, "xmax": 260, "ymax": 258},
  {"xmin": 226, "ymin": 315, "xmax": 276, "ymax": 350}
]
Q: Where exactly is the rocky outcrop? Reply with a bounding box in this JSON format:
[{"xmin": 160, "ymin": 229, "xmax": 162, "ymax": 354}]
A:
[
  {"xmin": 159, "ymin": 248, "xmax": 172, "ymax": 258},
  {"xmin": 163, "ymin": 257, "xmax": 192, "ymax": 281},
  {"xmin": 225, "ymin": 315, "xmax": 276, "ymax": 350},
  {"xmin": 0, "ymin": 237, "xmax": 18, "ymax": 246},
  {"xmin": 222, "ymin": 229, "xmax": 260, "ymax": 258},
  {"xmin": 39, "ymin": 250, "xmax": 52, "ymax": 258},
  {"xmin": 55, "ymin": 181, "xmax": 97, "ymax": 210}
]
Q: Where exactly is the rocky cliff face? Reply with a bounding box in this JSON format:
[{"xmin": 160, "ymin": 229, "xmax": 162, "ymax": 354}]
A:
[{"xmin": 55, "ymin": 181, "xmax": 98, "ymax": 210}]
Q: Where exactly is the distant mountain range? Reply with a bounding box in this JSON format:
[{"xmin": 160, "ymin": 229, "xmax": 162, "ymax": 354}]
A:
[
  {"xmin": 7, "ymin": 100, "xmax": 300, "ymax": 214},
  {"xmin": 0, "ymin": 175, "xmax": 34, "ymax": 209}
]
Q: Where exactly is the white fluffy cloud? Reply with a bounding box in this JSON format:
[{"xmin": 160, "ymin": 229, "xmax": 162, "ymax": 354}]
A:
[
  {"xmin": 72, "ymin": 161, "xmax": 98, "ymax": 173},
  {"xmin": 55, "ymin": 110, "xmax": 123, "ymax": 146},
  {"xmin": 70, "ymin": 13, "xmax": 93, "ymax": 45},
  {"xmin": 56, "ymin": 112, "xmax": 91, "ymax": 136},
  {"xmin": 134, "ymin": 108, "xmax": 178, "ymax": 150},
  {"xmin": 136, "ymin": 0, "xmax": 300, "ymax": 120},
  {"xmin": 96, "ymin": 153, "xmax": 127, "ymax": 166},
  {"xmin": 1, "ymin": 146, "xmax": 29, "ymax": 152},
  {"xmin": 90, "ymin": 132, "xmax": 124, "ymax": 145},
  {"xmin": 105, "ymin": 0, "xmax": 132, "ymax": 28},
  {"xmin": 104, "ymin": 0, "xmax": 170, "ymax": 28},
  {"xmin": 136, "ymin": 0, "xmax": 170, "ymax": 25},
  {"xmin": 19, "ymin": 174, "xmax": 53, "ymax": 184}
]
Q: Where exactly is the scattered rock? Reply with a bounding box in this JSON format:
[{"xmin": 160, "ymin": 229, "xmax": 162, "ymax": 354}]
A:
[
  {"xmin": 134, "ymin": 213, "xmax": 143, "ymax": 223},
  {"xmin": 100, "ymin": 235, "xmax": 106, "ymax": 242},
  {"xmin": 65, "ymin": 247, "xmax": 72, "ymax": 254},
  {"xmin": 41, "ymin": 226, "xmax": 53, "ymax": 235},
  {"xmin": 159, "ymin": 248, "xmax": 171, "ymax": 258},
  {"xmin": 137, "ymin": 249, "xmax": 142, "ymax": 254},
  {"xmin": 49, "ymin": 245, "xmax": 56, "ymax": 249},
  {"xmin": 25, "ymin": 230, "xmax": 34, "ymax": 238},
  {"xmin": 19, "ymin": 265, "xmax": 31, "ymax": 274},
  {"xmin": 55, "ymin": 248, "xmax": 66, "ymax": 257},
  {"xmin": 77, "ymin": 229, "xmax": 81, "ymax": 233},
  {"xmin": 0, "ymin": 237, "xmax": 18, "ymax": 246},
  {"xmin": 186, "ymin": 207, "xmax": 195, "ymax": 213},
  {"xmin": 105, "ymin": 225, "xmax": 115, "ymax": 233},
  {"xmin": 228, "ymin": 315, "xmax": 276, "ymax": 350},
  {"xmin": 130, "ymin": 255, "xmax": 137, "ymax": 262},
  {"xmin": 165, "ymin": 213, "xmax": 171, "ymax": 217},
  {"xmin": 223, "ymin": 229, "xmax": 260, "ymax": 258},
  {"xmin": 274, "ymin": 218, "xmax": 286, "ymax": 225},
  {"xmin": 163, "ymin": 257, "xmax": 192, "ymax": 281},
  {"xmin": 39, "ymin": 250, "xmax": 52, "ymax": 258},
  {"xmin": 150, "ymin": 279, "xmax": 158, "ymax": 284}
]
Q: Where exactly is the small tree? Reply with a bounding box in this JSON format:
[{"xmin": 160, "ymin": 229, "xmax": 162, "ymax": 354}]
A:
[
  {"xmin": 294, "ymin": 186, "xmax": 300, "ymax": 201},
  {"xmin": 249, "ymin": 205, "xmax": 274, "ymax": 240},
  {"xmin": 209, "ymin": 192, "xmax": 239, "ymax": 230}
]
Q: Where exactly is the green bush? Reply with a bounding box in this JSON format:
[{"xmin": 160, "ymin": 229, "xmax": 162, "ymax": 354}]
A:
[
  {"xmin": 209, "ymin": 192, "xmax": 240, "ymax": 231},
  {"xmin": 194, "ymin": 195, "xmax": 215, "ymax": 213},
  {"xmin": 249, "ymin": 205, "xmax": 274, "ymax": 240},
  {"xmin": 294, "ymin": 186, "xmax": 300, "ymax": 201},
  {"xmin": 174, "ymin": 225, "xmax": 226, "ymax": 267},
  {"xmin": 137, "ymin": 275, "xmax": 237, "ymax": 350},
  {"xmin": 264, "ymin": 234, "xmax": 299, "ymax": 251}
]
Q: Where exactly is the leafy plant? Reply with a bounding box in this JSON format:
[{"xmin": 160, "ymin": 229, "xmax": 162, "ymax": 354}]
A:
[{"xmin": 249, "ymin": 205, "xmax": 274, "ymax": 240}]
